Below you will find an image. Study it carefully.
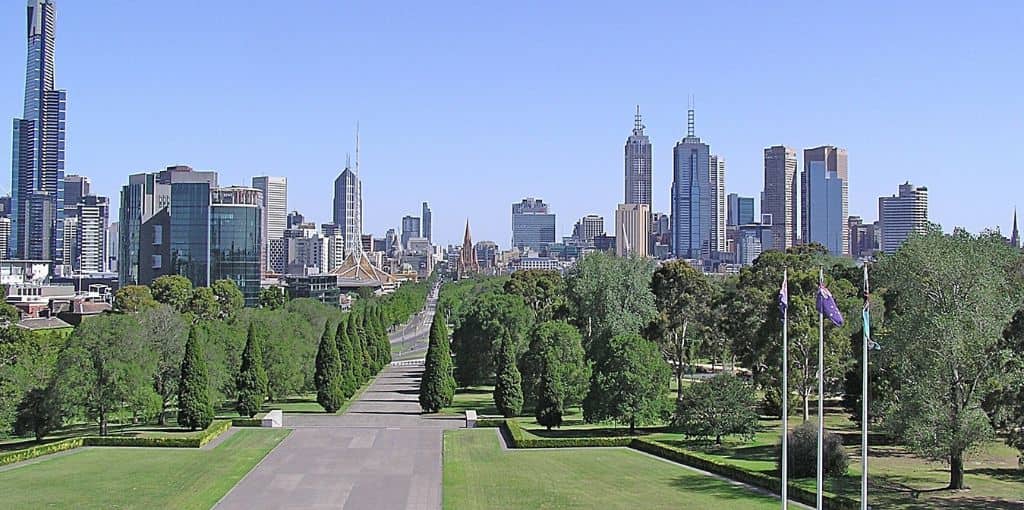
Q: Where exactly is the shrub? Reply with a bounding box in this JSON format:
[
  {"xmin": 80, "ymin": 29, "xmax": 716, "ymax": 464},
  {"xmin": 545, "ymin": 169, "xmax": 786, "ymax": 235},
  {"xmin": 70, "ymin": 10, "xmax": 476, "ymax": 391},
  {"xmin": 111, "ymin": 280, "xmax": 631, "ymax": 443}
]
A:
[{"xmin": 779, "ymin": 421, "xmax": 849, "ymax": 478}]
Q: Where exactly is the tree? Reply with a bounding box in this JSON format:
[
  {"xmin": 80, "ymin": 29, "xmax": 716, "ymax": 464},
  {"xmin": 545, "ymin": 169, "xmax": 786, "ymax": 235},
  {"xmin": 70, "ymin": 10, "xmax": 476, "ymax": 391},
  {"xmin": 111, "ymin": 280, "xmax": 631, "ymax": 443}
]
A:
[
  {"xmin": 780, "ymin": 421, "xmax": 849, "ymax": 478},
  {"xmin": 534, "ymin": 371, "xmax": 563, "ymax": 430},
  {"xmin": 493, "ymin": 335, "xmax": 524, "ymax": 417},
  {"xmin": 235, "ymin": 322, "xmax": 268, "ymax": 417},
  {"xmin": 259, "ymin": 286, "xmax": 286, "ymax": 309},
  {"xmin": 314, "ymin": 322, "xmax": 345, "ymax": 412},
  {"xmin": 212, "ymin": 279, "xmax": 245, "ymax": 319},
  {"xmin": 51, "ymin": 314, "xmax": 156, "ymax": 435},
  {"xmin": 451, "ymin": 292, "xmax": 533, "ymax": 386},
  {"xmin": 334, "ymin": 316, "xmax": 357, "ymax": 397},
  {"xmin": 420, "ymin": 314, "xmax": 455, "ymax": 412},
  {"xmin": 177, "ymin": 325, "xmax": 214, "ymax": 431},
  {"xmin": 986, "ymin": 307, "xmax": 1024, "ymax": 455},
  {"xmin": 139, "ymin": 305, "xmax": 187, "ymax": 425},
  {"xmin": 876, "ymin": 230, "xmax": 1022, "ymax": 489},
  {"xmin": 650, "ymin": 261, "xmax": 715, "ymax": 401},
  {"xmin": 13, "ymin": 387, "xmax": 60, "ymax": 441},
  {"xmin": 519, "ymin": 320, "xmax": 589, "ymax": 409},
  {"xmin": 674, "ymin": 374, "xmax": 758, "ymax": 444},
  {"xmin": 189, "ymin": 287, "xmax": 220, "ymax": 322},
  {"xmin": 347, "ymin": 311, "xmax": 369, "ymax": 383},
  {"xmin": 0, "ymin": 328, "xmax": 63, "ymax": 438},
  {"xmin": 583, "ymin": 333, "xmax": 669, "ymax": 434},
  {"xmin": 113, "ymin": 285, "xmax": 158, "ymax": 313},
  {"xmin": 152, "ymin": 275, "xmax": 194, "ymax": 313},
  {"xmin": 503, "ymin": 270, "xmax": 567, "ymax": 322}
]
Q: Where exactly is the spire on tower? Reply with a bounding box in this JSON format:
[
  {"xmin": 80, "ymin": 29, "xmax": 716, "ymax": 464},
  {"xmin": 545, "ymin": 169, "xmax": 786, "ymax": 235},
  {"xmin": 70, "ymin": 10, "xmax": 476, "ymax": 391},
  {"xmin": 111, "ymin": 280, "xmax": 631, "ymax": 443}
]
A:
[
  {"xmin": 687, "ymin": 95, "xmax": 695, "ymax": 138},
  {"xmin": 633, "ymin": 105, "xmax": 644, "ymax": 134}
]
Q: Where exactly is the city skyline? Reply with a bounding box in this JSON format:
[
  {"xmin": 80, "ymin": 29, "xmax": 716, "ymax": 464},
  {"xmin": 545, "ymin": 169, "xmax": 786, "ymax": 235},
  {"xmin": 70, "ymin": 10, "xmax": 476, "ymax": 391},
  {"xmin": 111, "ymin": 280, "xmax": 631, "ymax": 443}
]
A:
[{"xmin": 0, "ymin": 2, "xmax": 1020, "ymax": 248}]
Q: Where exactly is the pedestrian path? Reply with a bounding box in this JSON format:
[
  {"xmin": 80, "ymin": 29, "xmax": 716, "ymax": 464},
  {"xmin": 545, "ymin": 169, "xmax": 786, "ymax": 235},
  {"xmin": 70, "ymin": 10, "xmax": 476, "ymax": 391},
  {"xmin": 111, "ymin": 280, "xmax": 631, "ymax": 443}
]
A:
[{"xmin": 215, "ymin": 365, "xmax": 462, "ymax": 510}]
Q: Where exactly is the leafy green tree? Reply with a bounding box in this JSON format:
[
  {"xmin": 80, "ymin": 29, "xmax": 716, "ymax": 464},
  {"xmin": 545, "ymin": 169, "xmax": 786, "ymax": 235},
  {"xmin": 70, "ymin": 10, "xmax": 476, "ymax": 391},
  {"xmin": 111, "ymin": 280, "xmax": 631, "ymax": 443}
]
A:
[
  {"xmin": 189, "ymin": 287, "xmax": 220, "ymax": 322},
  {"xmin": 876, "ymin": 230, "xmax": 1022, "ymax": 489},
  {"xmin": 139, "ymin": 305, "xmax": 187, "ymax": 425},
  {"xmin": 674, "ymin": 374, "xmax": 758, "ymax": 444},
  {"xmin": 13, "ymin": 387, "xmax": 61, "ymax": 441},
  {"xmin": 780, "ymin": 421, "xmax": 849, "ymax": 478},
  {"xmin": 52, "ymin": 314, "xmax": 156, "ymax": 435},
  {"xmin": 212, "ymin": 279, "xmax": 245, "ymax": 319},
  {"xmin": 420, "ymin": 315, "xmax": 456, "ymax": 412},
  {"xmin": 259, "ymin": 286, "xmax": 287, "ymax": 309},
  {"xmin": 650, "ymin": 261, "xmax": 715, "ymax": 401},
  {"xmin": 152, "ymin": 275, "xmax": 194, "ymax": 313},
  {"xmin": 113, "ymin": 285, "xmax": 158, "ymax": 313},
  {"xmin": 0, "ymin": 328, "xmax": 63, "ymax": 438},
  {"xmin": 493, "ymin": 335, "xmax": 524, "ymax": 417},
  {"xmin": 177, "ymin": 325, "xmax": 214, "ymax": 431},
  {"xmin": 451, "ymin": 292, "xmax": 534, "ymax": 386},
  {"xmin": 583, "ymin": 332, "xmax": 669, "ymax": 434},
  {"xmin": 986, "ymin": 307, "xmax": 1024, "ymax": 455},
  {"xmin": 314, "ymin": 322, "xmax": 345, "ymax": 412},
  {"xmin": 534, "ymin": 372, "xmax": 563, "ymax": 430},
  {"xmin": 235, "ymin": 322, "xmax": 268, "ymax": 417},
  {"xmin": 335, "ymin": 317, "xmax": 357, "ymax": 397},
  {"xmin": 519, "ymin": 320, "xmax": 589, "ymax": 408},
  {"xmin": 503, "ymin": 269, "xmax": 567, "ymax": 322}
]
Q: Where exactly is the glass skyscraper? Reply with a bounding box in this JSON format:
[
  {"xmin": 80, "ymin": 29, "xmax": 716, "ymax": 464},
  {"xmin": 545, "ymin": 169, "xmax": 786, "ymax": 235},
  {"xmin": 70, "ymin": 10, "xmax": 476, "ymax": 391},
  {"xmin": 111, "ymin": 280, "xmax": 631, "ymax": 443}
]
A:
[
  {"xmin": 671, "ymin": 108, "xmax": 712, "ymax": 259},
  {"xmin": 801, "ymin": 146, "xmax": 849, "ymax": 255},
  {"xmin": 511, "ymin": 198, "xmax": 556, "ymax": 253},
  {"xmin": 11, "ymin": 0, "xmax": 66, "ymax": 262},
  {"xmin": 210, "ymin": 187, "xmax": 262, "ymax": 306},
  {"xmin": 332, "ymin": 164, "xmax": 362, "ymax": 258}
]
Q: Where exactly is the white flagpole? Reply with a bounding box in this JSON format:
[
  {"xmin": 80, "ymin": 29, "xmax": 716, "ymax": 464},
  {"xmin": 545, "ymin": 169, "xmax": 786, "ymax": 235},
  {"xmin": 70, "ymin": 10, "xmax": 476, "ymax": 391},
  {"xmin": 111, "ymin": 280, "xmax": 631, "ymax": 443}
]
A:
[
  {"xmin": 817, "ymin": 267, "xmax": 824, "ymax": 510},
  {"xmin": 782, "ymin": 268, "xmax": 789, "ymax": 510},
  {"xmin": 861, "ymin": 265, "xmax": 870, "ymax": 510}
]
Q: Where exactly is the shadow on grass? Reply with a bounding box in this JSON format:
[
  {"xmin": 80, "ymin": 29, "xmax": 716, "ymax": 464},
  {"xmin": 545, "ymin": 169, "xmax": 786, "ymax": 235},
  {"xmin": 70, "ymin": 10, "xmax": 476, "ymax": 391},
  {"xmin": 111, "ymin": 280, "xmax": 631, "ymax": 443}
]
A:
[
  {"xmin": 968, "ymin": 468, "xmax": 1024, "ymax": 483},
  {"xmin": 527, "ymin": 426, "xmax": 671, "ymax": 439},
  {"xmin": 668, "ymin": 473, "xmax": 772, "ymax": 502}
]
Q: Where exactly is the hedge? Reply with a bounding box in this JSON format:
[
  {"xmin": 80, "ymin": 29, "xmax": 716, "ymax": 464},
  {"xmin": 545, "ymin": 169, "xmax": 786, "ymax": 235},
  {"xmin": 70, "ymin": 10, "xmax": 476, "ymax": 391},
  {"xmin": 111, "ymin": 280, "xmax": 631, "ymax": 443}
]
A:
[
  {"xmin": 0, "ymin": 420, "xmax": 233, "ymax": 467},
  {"xmin": 503, "ymin": 420, "xmax": 634, "ymax": 449},
  {"xmin": 232, "ymin": 418, "xmax": 263, "ymax": 427},
  {"xmin": 474, "ymin": 418, "xmax": 506, "ymax": 428},
  {"xmin": 630, "ymin": 439, "xmax": 860, "ymax": 510}
]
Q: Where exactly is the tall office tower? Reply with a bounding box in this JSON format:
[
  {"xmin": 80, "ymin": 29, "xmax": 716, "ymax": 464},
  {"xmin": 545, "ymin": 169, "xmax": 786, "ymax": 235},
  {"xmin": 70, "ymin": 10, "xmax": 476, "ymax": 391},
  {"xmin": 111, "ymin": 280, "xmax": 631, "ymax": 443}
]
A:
[
  {"xmin": 64, "ymin": 174, "xmax": 89, "ymax": 214},
  {"xmin": 11, "ymin": 1, "xmax": 66, "ymax": 262},
  {"xmin": 74, "ymin": 195, "xmax": 109, "ymax": 272},
  {"xmin": 727, "ymin": 193, "xmax": 756, "ymax": 226},
  {"xmin": 401, "ymin": 215, "xmax": 421, "ymax": 251},
  {"xmin": 762, "ymin": 145, "xmax": 798, "ymax": 251},
  {"xmin": 878, "ymin": 182, "xmax": 928, "ymax": 254},
  {"xmin": 332, "ymin": 162, "xmax": 362, "ymax": 258},
  {"xmin": 210, "ymin": 187, "xmax": 262, "ymax": 305},
  {"xmin": 615, "ymin": 203, "xmax": 650, "ymax": 258},
  {"xmin": 287, "ymin": 210, "xmax": 304, "ymax": 229},
  {"xmin": 384, "ymin": 228, "xmax": 398, "ymax": 257},
  {"xmin": 252, "ymin": 176, "xmax": 287, "ymax": 274},
  {"xmin": 671, "ymin": 107, "xmax": 712, "ymax": 259},
  {"xmin": 422, "ymin": 202, "xmax": 432, "ymax": 244},
  {"xmin": 624, "ymin": 106, "xmax": 652, "ymax": 206},
  {"xmin": 0, "ymin": 217, "xmax": 9, "ymax": 260},
  {"xmin": 709, "ymin": 155, "xmax": 726, "ymax": 252},
  {"xmin": 801, "ymin": 146, "xmax": 849, "ymax": 255},
  {"xmin": 511, "ymin": 197, "xmax": 556, "ymax": 253},
  {"xmin": 848, "ymin": 216, "xmax": 880, "ymax": 259},
  {"xmin": 106, "ymin": 221, "xmax": 118, "ymax": 272},
  {"xmin": 572, "ymin": 214, "xmax": 604, "ymax": 243}
]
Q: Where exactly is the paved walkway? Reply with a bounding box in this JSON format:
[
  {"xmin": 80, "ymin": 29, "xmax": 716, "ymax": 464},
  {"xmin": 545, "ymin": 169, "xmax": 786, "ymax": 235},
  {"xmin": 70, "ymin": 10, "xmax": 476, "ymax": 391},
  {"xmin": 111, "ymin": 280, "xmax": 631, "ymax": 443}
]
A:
[{"xmin": 216, "ymin": 365, "xmax": 462, "ymax": 510}]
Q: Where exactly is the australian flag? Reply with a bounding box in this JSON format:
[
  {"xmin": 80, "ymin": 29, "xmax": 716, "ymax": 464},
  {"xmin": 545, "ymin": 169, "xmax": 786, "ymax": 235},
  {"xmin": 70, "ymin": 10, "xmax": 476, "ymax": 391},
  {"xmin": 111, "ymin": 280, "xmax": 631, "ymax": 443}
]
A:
[
  {"xmin": 778, "ymin": 271, "xmax": 788, "ymax": 320},
  {"xmin": 816, "ymin": 283, "xmax": 845, "ymax": 326}
]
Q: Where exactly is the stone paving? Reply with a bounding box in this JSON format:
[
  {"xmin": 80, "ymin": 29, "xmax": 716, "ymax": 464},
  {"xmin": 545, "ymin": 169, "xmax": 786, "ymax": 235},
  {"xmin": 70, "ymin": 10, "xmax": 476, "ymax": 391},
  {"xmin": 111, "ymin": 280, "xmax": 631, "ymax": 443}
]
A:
[{"xmin": 215, "ymin": 365, "xmax": 462, "ymax": 510}]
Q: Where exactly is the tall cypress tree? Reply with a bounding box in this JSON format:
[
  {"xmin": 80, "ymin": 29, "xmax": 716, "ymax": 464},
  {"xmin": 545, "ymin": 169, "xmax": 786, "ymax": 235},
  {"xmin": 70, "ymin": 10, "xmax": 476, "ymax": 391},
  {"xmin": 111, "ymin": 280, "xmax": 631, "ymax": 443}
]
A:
[
  {"xmin": 535, "ymin": 370, "xmax": 564, "ymax": 430},
  {"xmin": 419, "ymin": 315, "xmax": 450, "ymax": 412},
  {"xmin": 315, "ymin": 321, "xmax": 345, "ymax": 412},
  {"xmin": 354, "ymin": 309, "xmax": 374, "ymax": 377},
  {"xmin": 236, "ymin": 322, "xmax": 268, "ymax": 418},
  {"xmin": 335, "ymin": 317, "xmax": 356, "ymax": 397},
  {"xmin": 177, "ymin": 326, "xmax": 214, "ymax": 430},
  {"xmin": 362, "ymin": 306, "xmax": 380, "ymax": 371},
  {"xmin": 493, "ymin": 335, "xmax": 524, "ymax": 417},
  {"xmin": 347, "ymin": 310, "xmax": 368, "ymax": 383},
  {"xmin": 377, "ymin": 305, "xmax": 392, "ymax": 365}
]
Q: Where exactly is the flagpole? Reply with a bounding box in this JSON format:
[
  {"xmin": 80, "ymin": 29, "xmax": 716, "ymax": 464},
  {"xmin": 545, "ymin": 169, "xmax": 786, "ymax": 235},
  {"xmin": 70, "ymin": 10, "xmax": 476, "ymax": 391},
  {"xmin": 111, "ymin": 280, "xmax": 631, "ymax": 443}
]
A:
[
  {"xmin": 817, "ymin": 267, "xmax": 824, "ymax": 510},
  {"xmin": 782, "ymin": 268, "xmax": 789, "ymax": 510},
  {"xmin": 861, "ymin": 265, "xmax": 870, "ymax": 510}
]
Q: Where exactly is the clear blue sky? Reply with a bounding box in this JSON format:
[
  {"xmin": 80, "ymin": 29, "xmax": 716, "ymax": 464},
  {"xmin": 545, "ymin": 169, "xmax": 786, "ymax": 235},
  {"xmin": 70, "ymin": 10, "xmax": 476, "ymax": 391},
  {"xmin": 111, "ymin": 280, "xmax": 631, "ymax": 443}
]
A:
[{"xmin": 0, "ymin": 1, "xmax": 1021, "ymax": 247}]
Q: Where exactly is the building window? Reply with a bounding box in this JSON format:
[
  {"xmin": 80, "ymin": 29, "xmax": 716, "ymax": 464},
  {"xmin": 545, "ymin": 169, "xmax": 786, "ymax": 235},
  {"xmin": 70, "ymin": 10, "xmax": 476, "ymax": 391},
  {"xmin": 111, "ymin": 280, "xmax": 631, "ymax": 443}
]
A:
[{"xmin": 152, "ymin": 255, "xmax": 162, "ymax": 269}]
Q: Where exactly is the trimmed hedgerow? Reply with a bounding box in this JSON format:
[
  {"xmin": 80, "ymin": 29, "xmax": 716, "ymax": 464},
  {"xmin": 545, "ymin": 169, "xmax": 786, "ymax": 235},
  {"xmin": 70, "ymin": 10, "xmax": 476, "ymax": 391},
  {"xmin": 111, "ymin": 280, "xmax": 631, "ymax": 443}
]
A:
[
  {"xmin": 502, "ymin": 420, "xmax": 634, "ymax": 449},
  {"xmin": 0, "ymin": 437, "xmax": 85, "ymax": 467}
]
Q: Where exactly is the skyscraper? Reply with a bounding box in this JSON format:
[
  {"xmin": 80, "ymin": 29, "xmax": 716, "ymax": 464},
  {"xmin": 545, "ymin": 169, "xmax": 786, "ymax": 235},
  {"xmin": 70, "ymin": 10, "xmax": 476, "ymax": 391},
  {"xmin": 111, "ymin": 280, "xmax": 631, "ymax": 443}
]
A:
[
  {"xmin": 572, "ymin": 215, "xmax": 604, "ymax": 244},
  {"xmin": 252, "ymin": 176, "xmax": 287, "ymax": 275},
  {"xmin": 615, "ymin": 203, "xmax": 650, "ymax": 258},
  {"xmin": 332, "ymin": 162, "xmax": 362, "ymax": 258},
  {"xmin": 11, "ymin": 1, "xmax": 66, "ymax": 262},
  {"xmin": 511, "ymin": 198, "xmax": 556, "ymax": 253},
  {"xmin": 671, "ymin": 107, "xmax": 712, "ymax": 259},
  {"xmin": 878, "ymin": 182, "xmax": 928, "ymax": 254},
  {"xmin": 63, "ymin": 174, "xmax": 89, "ymax": 216},
  {"xmin": 801, "ymin": 146, "xmax": 849, "ymax": 255},
  {"xmin": 401, "ymin": 215, "xmax": 421, "ymax": 251},
  {"xmin": 709, "ymin": 154, "xmax": 726, "ymax": 253},
  {"xmin": 74, "ymin": 195, "xmax": 109, "ymax": 273},
  {"xmin": 624, "ymin": 106, "xmax": 652, "ymax": 207},
  {"xmin": 210, "ymin": 187, "xmax": 263, "ymax": 306},
  {"xmin": 422, "ymin": 202, "xmax": 432, "ymax": 244},
  {"xmin": 727, "ymin": 193, "xmax": 755, "ymax": 226},
  {"xmin": 762, "ymin": 145, "xmax": 798, "ymax": 251}
]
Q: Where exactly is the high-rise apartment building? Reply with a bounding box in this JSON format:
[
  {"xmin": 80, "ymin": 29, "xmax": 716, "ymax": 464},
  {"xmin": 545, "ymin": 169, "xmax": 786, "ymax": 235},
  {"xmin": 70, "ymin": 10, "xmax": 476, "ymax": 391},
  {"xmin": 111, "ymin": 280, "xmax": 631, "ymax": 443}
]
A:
[
  {"xmin": 801, "ymin": 146, "xmax": 849, "ymax": 255},
  {"xmin": 671, "ymin": 108, "xmax": 712, "ymax": 259},
  {"xmin": 321, "ymin": 223, "xmax": 345, "ymax": 272},
  {"xmin": 74, "ymin": 195, "xmax": 109, "ymax": 273},
  {"xmin": 615, "ymin": 203, "xmax": 650, "ymax": 258},
  {"xmin": 401, "ymin": 216, "xmax": 421, "ymax": 251},
  {"xmin": 332, "ymin": 163, "xmax": 362, "ymax": 258},
  {"xmin": 252, "ymin": 176, "xmax": 287, "ymax": 275},
  {"xmin": 11, "ymin": 1, "xmax": 66, "ymax": 262},
  {"xmin": 0, "ymin": 218, "xmax": 10, "ymax": 260},
  {"xmin": 624, "ymin": 106, "xmax": 652, "ymax": 207},
  {"xmin": 878, "ymin": 182, "xmax": 928, "ymax": 254},
  {"xmin": 511, "ymin": 198, "xmax": 556, "ymax": 253},
  {"xmin": 762, "ymin": 145, "xmax": 798, "ymax": 251},
  {"xmin": 727, "ymin": 193, "xmax": 756, "ymax": 226},
  {"xmin": 422, "ymin": 202, "xmax": 432, "ymax": 244},
  {"xmin": 709, "ymin": 154, "xmax": 726, "ymax": 252}
]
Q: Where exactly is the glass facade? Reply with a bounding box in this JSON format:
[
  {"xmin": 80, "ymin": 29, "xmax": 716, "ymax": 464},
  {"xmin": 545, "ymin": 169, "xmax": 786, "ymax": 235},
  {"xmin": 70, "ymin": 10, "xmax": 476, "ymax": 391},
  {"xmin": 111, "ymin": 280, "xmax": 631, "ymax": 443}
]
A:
[
  {"xmin": 672, "ymin": 137, "xmax": 711, "ymax": 259},
  {"xmin": 805, "ymin": 161, "xmax": 844, "ymax": 255},
  {"xmin": 170, "ymin": 182, "xmax": 211, "ymax": 286},
  {"xmin": 210, "ymin": 204, "xmax": 261, "ymax": 307}
]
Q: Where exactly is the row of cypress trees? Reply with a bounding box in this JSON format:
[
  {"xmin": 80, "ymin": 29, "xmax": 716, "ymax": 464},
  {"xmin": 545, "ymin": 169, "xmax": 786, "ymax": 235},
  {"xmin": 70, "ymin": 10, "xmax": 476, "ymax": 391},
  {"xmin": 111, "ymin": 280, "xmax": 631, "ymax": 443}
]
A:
[
  {"xmin": 315, "ymin": 303, "xmax": 393, "ymax": 412},
  {"xmin": 419, "ymin": 314, "xmax": 456, "ymax": 412}
]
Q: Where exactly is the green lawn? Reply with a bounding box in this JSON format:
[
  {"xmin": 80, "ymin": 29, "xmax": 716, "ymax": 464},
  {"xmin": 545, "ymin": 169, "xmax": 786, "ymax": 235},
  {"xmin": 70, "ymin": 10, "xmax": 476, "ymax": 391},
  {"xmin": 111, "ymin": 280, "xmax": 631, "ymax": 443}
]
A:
[
  {"xmin": 444, "ymin": 428, "xmax": 780, "ymax": 510},
  {"xmin": 0, "ymin": 428, "xmax": 289, "ymax": 509}
]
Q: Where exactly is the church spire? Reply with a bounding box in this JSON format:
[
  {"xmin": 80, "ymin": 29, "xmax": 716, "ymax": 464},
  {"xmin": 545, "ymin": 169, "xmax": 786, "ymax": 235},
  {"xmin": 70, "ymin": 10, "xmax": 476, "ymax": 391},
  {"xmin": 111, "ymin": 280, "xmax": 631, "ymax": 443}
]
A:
[{"xmin": 1012, "ymin": 209, "xmax": 1020, "ymax": 249}]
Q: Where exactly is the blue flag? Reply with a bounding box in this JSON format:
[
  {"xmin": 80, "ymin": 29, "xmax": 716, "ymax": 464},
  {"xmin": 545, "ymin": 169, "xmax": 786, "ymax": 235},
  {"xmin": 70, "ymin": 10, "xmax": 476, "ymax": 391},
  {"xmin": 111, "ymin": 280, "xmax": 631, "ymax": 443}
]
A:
[
  {"xmin": 778, "ymin": 271, "xmax": 788, "ymax": 319},
  {"xmin": 817, "ymin": 283, "xmax": 844, "ymax": 326}
]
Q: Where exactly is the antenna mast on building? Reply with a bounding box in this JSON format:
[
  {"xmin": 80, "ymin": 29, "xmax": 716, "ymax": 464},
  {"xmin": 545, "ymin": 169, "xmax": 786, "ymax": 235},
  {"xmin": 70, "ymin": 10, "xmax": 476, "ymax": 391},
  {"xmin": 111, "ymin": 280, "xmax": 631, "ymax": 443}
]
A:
[{"xmin": 355, "ymin": 122, "xmax": 360, "ymax": 176}]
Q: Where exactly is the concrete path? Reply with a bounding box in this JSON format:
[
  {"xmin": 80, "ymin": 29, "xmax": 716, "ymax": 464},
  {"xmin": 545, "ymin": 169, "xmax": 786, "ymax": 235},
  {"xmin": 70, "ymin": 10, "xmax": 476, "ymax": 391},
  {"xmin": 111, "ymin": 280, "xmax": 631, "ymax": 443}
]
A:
[{"xmin": 215, "ymin": 365, "xmax": 462, "ymax": 510}]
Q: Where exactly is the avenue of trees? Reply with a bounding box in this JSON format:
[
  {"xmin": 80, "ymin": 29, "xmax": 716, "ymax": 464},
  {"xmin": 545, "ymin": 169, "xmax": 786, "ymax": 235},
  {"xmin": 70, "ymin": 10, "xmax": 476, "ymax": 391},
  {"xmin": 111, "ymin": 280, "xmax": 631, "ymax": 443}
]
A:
[
  {"xmin": 0, "ymin": 275, "xmax": 432, "ymax": 441},
  {"xmin": 436, "ymin": 230, "xmax": 1024, "ymax": 490}
]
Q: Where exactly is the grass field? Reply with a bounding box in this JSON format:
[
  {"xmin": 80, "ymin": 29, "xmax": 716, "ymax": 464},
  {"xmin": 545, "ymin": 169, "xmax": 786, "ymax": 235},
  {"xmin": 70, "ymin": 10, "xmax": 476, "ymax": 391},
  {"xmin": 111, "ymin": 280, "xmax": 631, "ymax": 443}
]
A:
[
  {"xmin": 0, "ymin": 428, "xmax": 289, "ymax": 509},
  {"xmin": 444, "ymin": 428, "xmax": 780, "ymax": 510}
]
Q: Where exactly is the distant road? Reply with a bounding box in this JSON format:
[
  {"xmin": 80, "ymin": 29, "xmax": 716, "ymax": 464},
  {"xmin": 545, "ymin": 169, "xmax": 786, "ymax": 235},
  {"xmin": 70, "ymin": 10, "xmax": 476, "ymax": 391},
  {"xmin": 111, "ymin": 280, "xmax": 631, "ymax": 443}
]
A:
[{"xmin": 388, "ymin": 282, "xmax": 441, "ymax": 358}]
